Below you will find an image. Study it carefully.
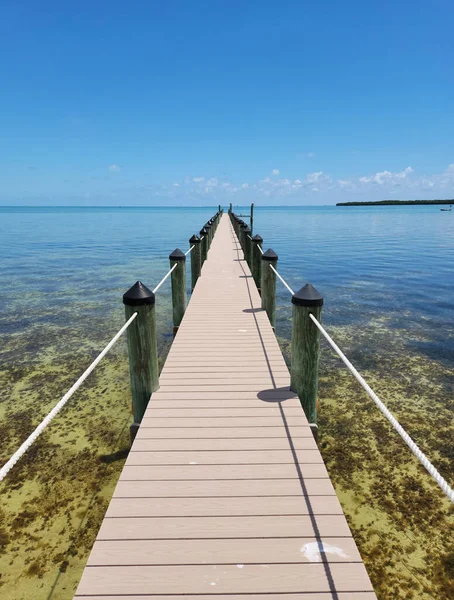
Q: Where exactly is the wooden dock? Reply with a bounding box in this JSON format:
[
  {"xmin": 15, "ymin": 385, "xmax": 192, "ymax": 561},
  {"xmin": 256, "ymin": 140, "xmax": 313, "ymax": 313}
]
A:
[{"xmin": 75, "ymin": 214, "xmax": 376, "ymax": 599}]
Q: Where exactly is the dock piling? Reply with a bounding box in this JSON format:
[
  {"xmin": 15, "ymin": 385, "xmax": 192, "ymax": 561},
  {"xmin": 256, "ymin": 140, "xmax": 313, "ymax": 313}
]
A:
[
  {"xmin": 251, "ymin": 234, "xmax": 263, "ymax": 291},
  {"xmin": 169, "ymin": 249, "xmax": 187, "ymax": 334},
  {"xmin": 123, "ymin": 281, "xmax": 159, "ymax": 441},
  {"xmin": 261, "ymin": 249, "xmax": 278, "ymax": 328},
  {"xmin": 205, "ymin": 222, "xmax": 212, "ymax": 249},
  {"xmin": 243, "ymin": 226, "xmax": 252, "ymax": 267},
  {"xmin": 189, "ymin": 234, "xmax": 201, "ymax": 291},
  {"xmin": 239, "ymin": 222, "xmax": 247, "ymax": 254},
  {"xmin": 290, "ymin": 283, "xmax": 323, "ymax": 439},
  {"xmin": 200, "ymin": 227, "xmax": 208, "ymax": 264}
]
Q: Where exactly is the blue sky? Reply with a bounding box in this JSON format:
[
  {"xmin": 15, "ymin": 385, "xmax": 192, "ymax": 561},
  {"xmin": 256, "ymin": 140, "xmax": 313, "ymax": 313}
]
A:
[{"xmin": 1, "ymin": 0, "xmax": 453, "ymax": 205}]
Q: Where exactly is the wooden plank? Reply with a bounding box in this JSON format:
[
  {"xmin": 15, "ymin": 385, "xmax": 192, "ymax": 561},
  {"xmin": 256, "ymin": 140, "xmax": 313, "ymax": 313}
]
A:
[
  {"xmin": 145, "ymin": 391, "xmax": 298, "ymax": 399},
  {"xmin": 105, "ymin": 495, "xmax": 344, "ymax": 518},
  {"xmin": 157, "ymin": 379, "xmax": 291, "ymax": 387},
  {"xmin": 112, "ymin": 478, "xmax": 337, "ymax": 497},
  {"xmin": 144, "ymin": 408, "xmax": 304, "ymax": 417},
  {"xmin": 98, "ymin": 515, "xmax": 352, "ymax": 540},
  {"xmin": 136, "ymin": 427, "xmax": 313, "ymax": 439},
  {"xmin": 139, "ymin": 416, "xmax": 309, "ymax": 427},
  {"xmin": 145, "ymin": 400, "xmax": 303, "ymax": 408},
  {"xmin": 75, "ymin": 563, "xmax": 374, "ymax": 595},
  {"xmin": 161, "ymin": 366, "xmax": 290, "ymax": 373},
  {"xmin": 125, "ymin": 449, "xmax": 324, "ymax": 465},
  {"xmin": 119, "ymin": 463, "xmax": 330, "ymax": 480},
  {"xmin": 158, "ymin": 373, "xmax": 289, "ymax": 382},
  {"xmin": 76, "ymin": 594, "xmax": 377, "ymax": 600},
  {"xmin": 87, "ymin": 536, "xmax": 361, "ymax": 564},
  {"xmin": 131, "ymin": 437, "xmax": 319, "ymax": 451}
]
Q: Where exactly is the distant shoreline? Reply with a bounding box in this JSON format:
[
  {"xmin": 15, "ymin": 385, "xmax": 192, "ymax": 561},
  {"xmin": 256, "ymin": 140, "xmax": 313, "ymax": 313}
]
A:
[{"xmin": 337, "ymin": 199, "xmax": 453, "ymax": 206}]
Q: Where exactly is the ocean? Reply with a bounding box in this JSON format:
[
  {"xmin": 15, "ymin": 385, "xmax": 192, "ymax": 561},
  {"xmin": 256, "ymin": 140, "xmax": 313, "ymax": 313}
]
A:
[{"xmin": 1, "ymin": 205, "xmax": 453, "ymax": 599}]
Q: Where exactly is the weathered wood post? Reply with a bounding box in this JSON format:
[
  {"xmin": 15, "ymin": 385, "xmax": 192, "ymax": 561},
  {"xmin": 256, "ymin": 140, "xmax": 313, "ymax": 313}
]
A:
[
  {"xmin": 123, "ymin": 281, "xmax": 159, "ymax": 442},
  {"xmin": 205, "ymin": 222, "xmax": 212, "ymax": 249},
  {"xmin": 169, "ymin": 248, "xmax": 187, "ymax": 334},
  {"xmin": 239, "ymin": 222, "xmax": 247, "ymax": 253},
  {"xmin": 243, "ymin": 226, "xmax": 252, "ymax": 267},
  {"xmin": 250, "ymin": 202, "xmax": 254, "ymax": 233},
  {"xmin": 290, "ymin": 284, "xmax": 323, "ymax": 440},
  {"xmin": 251, "ymin": 234, "xmax": 263, "ymax": 291},
  {"xmin": 200, "ymin": 227, "xmax": 208, "ymax": 264},
  {"xmin": 189, "ymin": 234, "xmax": 201, "ymax": 291},
  {"xmin": 261, "ymin": 249, "xmax": 278, "ymax": 328}
]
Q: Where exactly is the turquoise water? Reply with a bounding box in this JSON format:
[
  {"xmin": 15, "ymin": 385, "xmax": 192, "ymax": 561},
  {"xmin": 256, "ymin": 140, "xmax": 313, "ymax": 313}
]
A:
[
  {"xmin": 1, "ymin": 205, "xmax": 453, "ymax": 351},
  {"xmin": 1, "ymin": 205, "xmax": 454, "ymax": 599},
  {"xmin": 1, "ymin": 205, "xmax": 454, "ymax": 385}
]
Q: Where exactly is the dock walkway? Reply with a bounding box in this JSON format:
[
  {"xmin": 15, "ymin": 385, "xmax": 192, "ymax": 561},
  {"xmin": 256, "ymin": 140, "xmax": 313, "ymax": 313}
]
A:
[{"xmin": 75, "ymin": 214, "xmax": 376, "ymax": 598}]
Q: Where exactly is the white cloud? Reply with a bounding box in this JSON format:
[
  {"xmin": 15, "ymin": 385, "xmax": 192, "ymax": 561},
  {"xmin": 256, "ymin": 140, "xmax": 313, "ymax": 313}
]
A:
[
  {"xmin": 359, "ymin": 166, "xmax": 413, "ymax": 185},
  {"xmin": 158, "ymin": 163, "xmax": 454, "ymax": 203},
  {"xmin": 306, "ymin": 152, "xmax": 316, "ymax": 158},
  {"xmin": 108, "ymin": 164, "xmax": 121, "ymax": 172},
  {"xmin": 271, "ymin": 169, "xmax": 280, "ymax": 175},
  {"xmin": 306, "ymin": 171, "xmax": 324, "ymax": 183}
]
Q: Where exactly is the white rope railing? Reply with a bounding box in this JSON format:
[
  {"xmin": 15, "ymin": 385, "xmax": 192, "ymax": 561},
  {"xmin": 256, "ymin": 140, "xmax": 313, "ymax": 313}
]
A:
[
  {"xmin": 234, "ymin": 216, "xmax": 453, "ymax": 503},
  {"xmin": 269, "ymin": 264, "xmax": 295, "ymax": 296},
  {"xmin": 152, "ymin": 264, "xmax": 177, "ymax": 294},
  {"xmin": 0, "ymin": 312, "xmax": 138, "ymax": 483},
  {"xmin": 246, "ymin": 234, "xmax": 264, "ymax": 254},
  {"xmin": 309, "ymin": 313, "xmax": 454, "ymax": 504},
  {"xmin": 185, "ymin": 245, "xmax": 195, "ymax": 256}
]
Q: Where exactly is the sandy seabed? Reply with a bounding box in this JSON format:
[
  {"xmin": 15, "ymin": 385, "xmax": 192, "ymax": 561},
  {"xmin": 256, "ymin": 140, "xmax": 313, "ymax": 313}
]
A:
[{"xmin": 1, "ymin": 305, "xmax": 453, "ymax": 599}]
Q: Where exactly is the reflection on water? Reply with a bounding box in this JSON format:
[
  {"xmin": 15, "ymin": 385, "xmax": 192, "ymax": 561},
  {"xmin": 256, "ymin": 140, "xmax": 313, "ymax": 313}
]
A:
[{"xmin": 0, "ymin": 206, "xmax": 453, "ymax": 599}]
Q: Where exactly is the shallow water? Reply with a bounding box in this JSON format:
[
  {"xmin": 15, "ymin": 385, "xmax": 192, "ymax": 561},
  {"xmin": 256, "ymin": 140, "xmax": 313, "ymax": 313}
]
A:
[{"xmin": 0, "ymin": 205, "xmax": 453, "ymax": 599}]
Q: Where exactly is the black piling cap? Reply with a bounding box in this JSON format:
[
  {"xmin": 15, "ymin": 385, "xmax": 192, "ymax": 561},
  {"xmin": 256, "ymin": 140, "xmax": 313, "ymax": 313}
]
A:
[
  {"xmin": 252, "ymin": 234, "xmax": 263, "ymax": 243},
  {"xmin": 240, "ymin": 221, "xmax": 247, "ymax": 228},
  {"xmin": 244, "ymin": 227, "xmax": 252, "ymax": 235},
  {"xmin": 200, "ymin": 227, "xmax": 207, "ymax": 235},
  {"xmin": 292, "ymin": 283, "xmax": 324, "ymax": 307},
  {"xmin": 189, "ymin": 234, "xmax": 201, "ymax": 244},
  {"xmin": 123, "ymin": 281, "xmax": 155, "ymax": 306},
  {"xmin": 261, "ymin": 248, "xmax": 278, "ymax": 261},
  {"xmin": 205, "ymin": 223, "xmax": 212, "ymax": 229},
  {"xmin": 169, "ymin": 248, "xmax": 186, "ymax": 261}
]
